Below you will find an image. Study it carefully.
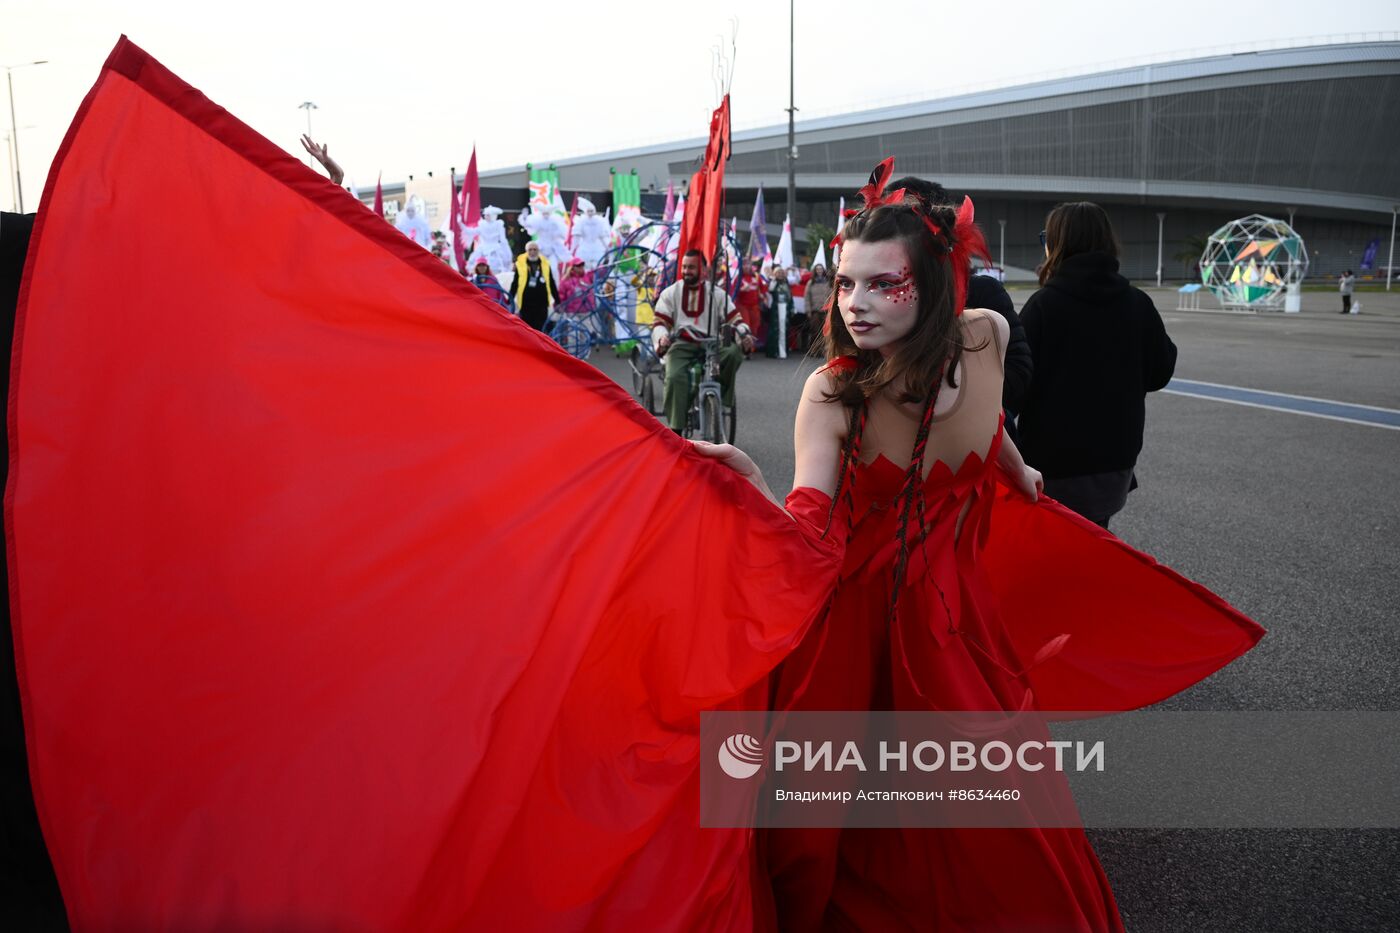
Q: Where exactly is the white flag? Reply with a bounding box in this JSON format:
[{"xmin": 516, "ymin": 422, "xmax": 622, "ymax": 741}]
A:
[
  {"xmin": 833, "ymin": 197, "xmax": 846, "ymax": 268},
  {"xmin": 774, "ymin": 214, "xmax": 794, "ymax": 269}
]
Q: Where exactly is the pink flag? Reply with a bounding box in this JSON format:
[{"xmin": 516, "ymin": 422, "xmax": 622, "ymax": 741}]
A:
[
  {"xmin": 462, "ymin": 146, "xmax": 481, "ymax": 227},
  {"xmin": 663, "ymin": 181, "xmax": 676, "ymax": 222},
  {"xmin": 373, "ymin": 172, "xmax": 384, "ymax": 219}
]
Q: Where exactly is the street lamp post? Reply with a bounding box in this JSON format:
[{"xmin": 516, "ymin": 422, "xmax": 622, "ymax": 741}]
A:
[
  {"xmin": 998, "ymin": 219, "xmax": 1006, "ymax": 271},
  {"xmin": 3, "ymin": 126, "xmax": 36, "ymax": 211},
  {"xmin": 1156, "ymin": 212, "xmax": 1166, "ymax": 288},
  {"xmin": 298, "ymin": 101, "xmax": 318, "ymax": 135},
  {"xmin": 3, "ymin": 132, "xmax": 16, "ymax": 210},
  {"xmin": 6, "ymin": 59, "xmax": 48, "ymax": 214},
  {"xmin": 786, "ymin": 0, "xmax": 797, "ymax": 237},
  {"xmin": 1388, "ymin": 206, "xmax": 1397, "ymax": 292},
  {"xmin": 298, "ymin": 101, "xmax": 318, "ymax": 165}
]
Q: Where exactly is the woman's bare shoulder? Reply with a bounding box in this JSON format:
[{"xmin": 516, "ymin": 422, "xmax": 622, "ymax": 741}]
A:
[
  {"xmin": 801, "ymin": 364, "xmax": 844, "ymax": 407},
  {"xmin": 960, "ymin": 306, "xmax": 995, "ymax": 328},
  {"xmin": 798, "ymin": 364, "xmax": 852, "ymax": 432},
  {"xmin": 960, "ymin": 306, "xmax": 1008, "ymax": 352},
  {"xmin": 794, "ymin": 364, "xmax": 851, "ymax": 495}
]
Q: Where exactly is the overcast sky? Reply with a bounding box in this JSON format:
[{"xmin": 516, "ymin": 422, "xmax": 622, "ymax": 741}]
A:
[{"xmin": 3, "ymin": 0, "xmax": 1397, "ymax": 209}]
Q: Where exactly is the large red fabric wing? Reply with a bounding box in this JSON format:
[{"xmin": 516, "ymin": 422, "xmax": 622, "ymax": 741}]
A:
[
  {"xmin": 7, "ymin": 40, "xmax": 842, "ymax": 930},
  {"xmin": 983, "ymin": 484, "xmax": 1264, "ymax": 712}
]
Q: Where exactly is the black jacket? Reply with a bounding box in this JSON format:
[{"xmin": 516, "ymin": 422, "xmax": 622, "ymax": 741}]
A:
[
  {"xmin": 967, "ymin": 274, "xmax": 1031, "ymax": 415},
  {"xmin": 1017, "ymin": 252, "xmax": 1177, "ymax": 479}
]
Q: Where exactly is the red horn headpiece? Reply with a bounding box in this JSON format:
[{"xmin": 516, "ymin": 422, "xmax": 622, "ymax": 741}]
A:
[{"xmin": 830, "ymin": 157, "xmax": 906, "ymax": 252}]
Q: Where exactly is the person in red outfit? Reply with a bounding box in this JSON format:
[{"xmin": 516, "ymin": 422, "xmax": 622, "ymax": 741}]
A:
[
  {"xmin": 694, "ymin": 160, "xmax": 1262, "ymax": 931},
  {"xmin": 735, "ymin": 256, "xmax": 769, "ymax": 341}
]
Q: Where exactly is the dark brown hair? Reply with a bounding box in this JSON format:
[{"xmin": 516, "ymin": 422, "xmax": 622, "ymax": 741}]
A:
[{"xmin": 1039, "ymin": 201, "xmax": 1120, "ymax": 285}]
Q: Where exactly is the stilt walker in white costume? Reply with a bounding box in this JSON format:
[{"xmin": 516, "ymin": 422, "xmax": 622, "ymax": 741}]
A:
[
  {"xmin": 570, "ymin": 198, "xmax": 611, "ymax": 269},
  {"xmin": 394, "ymin": 194, "xmax": 433, "ymax": 248},
  {"xmin": 521, "ymin": 201, "xmax": 572, "ymax": 271},
  {"xmin": 468, "ymin": 206, "xmax": 514, "ymax": 281}
]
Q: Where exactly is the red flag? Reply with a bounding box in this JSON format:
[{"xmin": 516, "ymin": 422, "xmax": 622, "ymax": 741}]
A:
[
  {"xmin": 677, "ymin": 94, "xmax": 731, "ymax": 266},
  {"xmin": 373, "ymin": 171, "xmax": 384, "ymax": 218},
  {"xmin": 463, "ymin": 145, "xmax": 480, "ymax": 227}
]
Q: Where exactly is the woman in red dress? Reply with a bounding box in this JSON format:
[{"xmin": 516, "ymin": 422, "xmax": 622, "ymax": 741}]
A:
[{"xmin": 695, "ymin": 162, "xmax": 1246, "ymax": 931}]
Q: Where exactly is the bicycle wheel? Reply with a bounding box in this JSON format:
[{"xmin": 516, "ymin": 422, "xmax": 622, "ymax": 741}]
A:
[
  {"xmin": 701, "ymin": 393, "xmax": 724, "ymax": 444},
  {"xmin": 549, "ymin": 318, "xmax": 592, "ymax": 360}
]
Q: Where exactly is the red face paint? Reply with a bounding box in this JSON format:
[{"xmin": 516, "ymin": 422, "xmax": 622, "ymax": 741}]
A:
[{"xmin": 879, "ymin": 266, "xmax": 916, "ymax": 304}]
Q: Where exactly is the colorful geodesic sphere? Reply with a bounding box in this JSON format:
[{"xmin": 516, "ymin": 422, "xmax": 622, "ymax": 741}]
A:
[{"xmin": 1200, "ymin": 214, "xmax": 1308, "ymax": 309}]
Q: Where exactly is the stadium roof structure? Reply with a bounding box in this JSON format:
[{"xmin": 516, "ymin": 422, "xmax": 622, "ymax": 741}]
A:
[{"xmin": 478, "ymin": 37, "xmax": 1400, "ymax": 219}]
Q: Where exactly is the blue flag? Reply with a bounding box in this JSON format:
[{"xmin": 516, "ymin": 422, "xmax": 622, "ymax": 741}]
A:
[
  {"xmin": 747, "ymin": 185, "xmax": 770, "ymax": 262},
  {"xmin": 1360, "ymin": 238, "xmax": 1380, "ymax": 272}
]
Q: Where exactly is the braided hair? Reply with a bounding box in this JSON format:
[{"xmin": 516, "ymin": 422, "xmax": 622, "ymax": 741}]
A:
[{"xmin": 820, "ymin": 400, "xmax": 867, "ymax": 541}]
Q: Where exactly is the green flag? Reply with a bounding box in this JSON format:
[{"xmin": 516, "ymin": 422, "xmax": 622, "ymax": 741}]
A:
[{"xmin": 527, "ymin": 166, "xmax": 559, "ymax": 209}]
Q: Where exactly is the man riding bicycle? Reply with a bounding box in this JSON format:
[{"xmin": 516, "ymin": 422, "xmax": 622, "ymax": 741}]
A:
[{"xmin": 652, "ymin": 250, "xmax": 755, "ymax": 433}]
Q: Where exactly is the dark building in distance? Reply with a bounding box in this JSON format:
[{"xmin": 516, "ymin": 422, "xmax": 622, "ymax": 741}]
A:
[{"xmin": 451, "ymin": 39, "xmax": 1398, "ymax": 282}]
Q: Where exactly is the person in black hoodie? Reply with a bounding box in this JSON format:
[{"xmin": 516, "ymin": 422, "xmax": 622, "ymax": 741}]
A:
[
  {"xmin": 1017, "ymin": 202, "xmax": 1177, "ymax": 529},
  {"xmin": 891, "ymin": 177, "xmax": 1033, "ymax": 438}
]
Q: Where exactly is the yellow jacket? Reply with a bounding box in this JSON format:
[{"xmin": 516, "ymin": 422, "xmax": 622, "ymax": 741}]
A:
[{"xmin": 513, "ymin": 254, "xmax": 556, "ymax": 308}]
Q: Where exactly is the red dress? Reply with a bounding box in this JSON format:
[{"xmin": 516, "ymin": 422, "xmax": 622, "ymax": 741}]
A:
[
  {"xmin": 9, "ymin": 39, "xmax": 1262, "ymax": 930},
  {"xmin": 766, "ymin": 324, "xmax": 1124, "ymax": 930}
]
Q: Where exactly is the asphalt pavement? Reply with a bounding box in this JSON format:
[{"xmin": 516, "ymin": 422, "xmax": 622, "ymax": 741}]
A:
[{"xmin": 584, "ymin": 288, "xmax": 1400, "ymax": 932}]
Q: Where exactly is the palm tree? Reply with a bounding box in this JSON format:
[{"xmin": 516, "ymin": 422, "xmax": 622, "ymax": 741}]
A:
[{"xmin": 1173, "ymin": 232, "xmax": 1211, "ymax": 281}]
